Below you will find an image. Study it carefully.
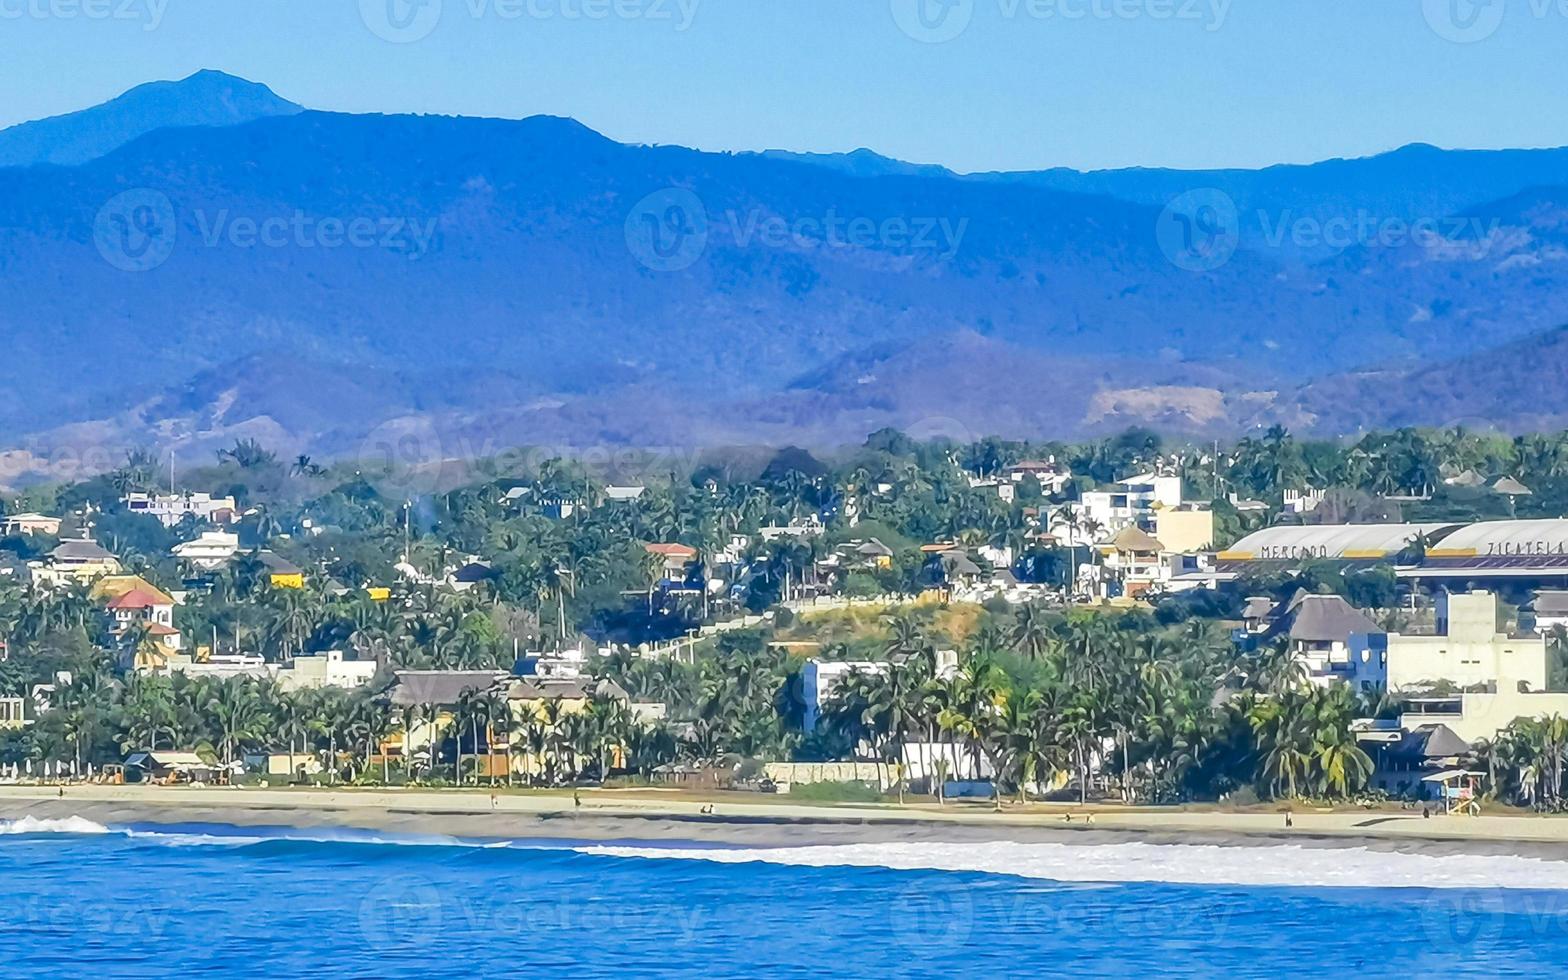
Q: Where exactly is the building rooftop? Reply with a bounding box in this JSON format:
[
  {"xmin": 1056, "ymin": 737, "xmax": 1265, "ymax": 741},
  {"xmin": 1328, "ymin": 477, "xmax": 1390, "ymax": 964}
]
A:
[
  {"xmin": 106, "ymin": 587, "xmax": 172, "ymax": 611},
  {"xmin": 1286, "ymin": 594, "xmax": 1382, "ymax": 643},
  {"xmin": 387, "ymin": 670, "xmax": 507, "ymax": 707},
  {"xmin": 51, "ymin": 539, "xmax": 115, "ymax": 562},
  {"xmin": 1108, "ymin": 526, "xmax": 1165, "ymax": 553},
  {"xmin": 1390, "ymin": 723, "xmax": 1472, "ymax": 759},
  {"xmin": 1221, "ymin": 523, "xmax": 1456, "ymax": 563}
]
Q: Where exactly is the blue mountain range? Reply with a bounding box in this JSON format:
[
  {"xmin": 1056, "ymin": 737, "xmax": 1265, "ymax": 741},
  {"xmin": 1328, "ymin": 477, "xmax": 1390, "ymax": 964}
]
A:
[{"xmin": 2, "ymin": 71, "xmax": 1567, "ymax": 482}]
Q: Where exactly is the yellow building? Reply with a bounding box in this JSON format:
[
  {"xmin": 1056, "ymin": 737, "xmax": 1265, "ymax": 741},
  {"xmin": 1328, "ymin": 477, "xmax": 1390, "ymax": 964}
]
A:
[
  {"xmin": 1153, "ymin": 504, "xmax": 1214, "ymax": 554},
  {"xmin": 258, "ymin": 551, "xmax": 305, "ymax": 589},
  {"xmin": 33, "ymin": 538, "xmax": 121, "ymax": 587}
]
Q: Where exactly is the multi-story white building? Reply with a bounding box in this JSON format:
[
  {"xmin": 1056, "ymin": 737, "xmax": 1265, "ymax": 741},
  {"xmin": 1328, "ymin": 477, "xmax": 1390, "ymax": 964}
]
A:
[
  {"xmin": 802, "ymin": 653, "xmax": 959, "ymax": 733},
  {"xmin": 124, "ymin": 492, "xmax": 238, "ymax": 528},
  {"xmin": 1061, "ymin": 472, "xmax": 1184, "ymax": 541}
]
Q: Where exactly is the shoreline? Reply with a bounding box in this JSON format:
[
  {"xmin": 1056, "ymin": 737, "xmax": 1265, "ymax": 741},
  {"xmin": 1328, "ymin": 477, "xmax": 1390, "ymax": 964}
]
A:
[{"xmin": 8, "ymin": 785, "xmax": 1568, "ymax": 859}]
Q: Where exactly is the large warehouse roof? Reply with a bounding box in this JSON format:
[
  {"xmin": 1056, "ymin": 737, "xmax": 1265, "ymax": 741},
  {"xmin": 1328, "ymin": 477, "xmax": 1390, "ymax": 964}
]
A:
[
  {"xmin": 1219, "ymin": 523, "xmax": 1458, "ymax": 562},
  {"xmin": 1426, "ymin": 519, "xmax": 1568, "ymax": 558}
]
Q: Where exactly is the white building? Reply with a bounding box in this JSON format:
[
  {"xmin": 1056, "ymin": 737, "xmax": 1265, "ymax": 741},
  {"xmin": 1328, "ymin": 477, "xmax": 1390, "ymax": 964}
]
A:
[
  {"xmin": 802, "ymin": 654, "xmax": 959, "ymax": 733},
  {"xmin": 148, "ymin": 650, "xmax": 377, "ymax": 691},
  {"xmin": 1002, "ymin": 460, "xmax": 1072, "ymax": 495},
  {"xmin": 275, "ymin": 651, "xmax": 380, "ymax": 692},
  {"xmin": 1378, "ymin": 591, "xmax": 1546, "ymax": 693},
  {"xmin": 124, "ymin": 492, "xmax": 238, "ymax": 528},
  {"xmin": 171, "ymin": 530, "xmax": 241, "ymax": 569},
  {"xmin": 1062, "ymin": 472, "xmax": 1184, "ymax": 540}
]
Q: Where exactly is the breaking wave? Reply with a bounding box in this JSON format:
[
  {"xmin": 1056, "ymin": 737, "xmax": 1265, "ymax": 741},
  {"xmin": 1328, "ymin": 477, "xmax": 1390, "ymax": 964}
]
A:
[
  {"xmin": 575, "ymin": 839, "xmax": 1568, "ymax": 890},
  {"xmin": 0, "ymin": 815, "xmax": 112, "ymax": 836}
]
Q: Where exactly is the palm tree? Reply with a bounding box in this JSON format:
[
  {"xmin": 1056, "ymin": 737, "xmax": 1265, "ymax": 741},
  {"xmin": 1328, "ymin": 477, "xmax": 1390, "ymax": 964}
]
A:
[
  {"xmin": 207, "ymin": 676, "xmax": 268, "ymax": 767},
  {"xmin": 1008, "ymin": 603, "xmax": 1055, "ymax": 661}
]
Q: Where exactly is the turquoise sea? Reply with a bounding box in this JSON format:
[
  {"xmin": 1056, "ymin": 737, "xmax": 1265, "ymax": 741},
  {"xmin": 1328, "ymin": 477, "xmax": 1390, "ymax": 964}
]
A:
[{"xmin": 4, "ymin": 816, "xmax": 1568, "ymax": 977}]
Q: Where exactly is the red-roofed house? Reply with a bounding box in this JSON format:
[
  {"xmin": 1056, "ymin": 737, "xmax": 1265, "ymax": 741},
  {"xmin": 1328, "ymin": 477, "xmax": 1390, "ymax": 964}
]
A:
[
  {"xmin": 644, "ymin": 543, "xmax": 698, "ymax": 578},
  {"xmin": 105, "ymin": 585, "xmax": 182, "ymax": 654}
]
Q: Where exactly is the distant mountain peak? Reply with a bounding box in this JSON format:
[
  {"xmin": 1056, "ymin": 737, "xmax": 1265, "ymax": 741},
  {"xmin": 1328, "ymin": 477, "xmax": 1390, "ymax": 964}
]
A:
[{"xmin": 0, "ymin": 69, "xmax": 302, "ymax": 169}]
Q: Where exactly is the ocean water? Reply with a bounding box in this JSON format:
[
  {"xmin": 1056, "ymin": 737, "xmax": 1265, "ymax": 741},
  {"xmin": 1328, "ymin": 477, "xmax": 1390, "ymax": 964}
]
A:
[{"xmin": 4, "ymin": 816, "xmax": 1568, "ymax": 978}]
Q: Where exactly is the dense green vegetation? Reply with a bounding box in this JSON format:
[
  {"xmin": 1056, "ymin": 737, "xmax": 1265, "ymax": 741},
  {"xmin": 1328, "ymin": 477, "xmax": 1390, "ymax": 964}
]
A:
[{"xmin": 7, "ymin": 423, "xmax": 1568, "ymax": 801}]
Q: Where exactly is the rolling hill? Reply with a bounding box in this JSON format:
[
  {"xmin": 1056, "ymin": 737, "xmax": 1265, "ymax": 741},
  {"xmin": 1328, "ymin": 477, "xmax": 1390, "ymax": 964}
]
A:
[{"xmin": 5, "ymin": 72, "xmax": 1568, "ymax": 483}]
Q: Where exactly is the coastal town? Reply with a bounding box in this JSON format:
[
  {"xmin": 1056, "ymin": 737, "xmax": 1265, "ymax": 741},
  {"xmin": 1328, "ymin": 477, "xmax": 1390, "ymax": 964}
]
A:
[{"xmin": 4, "ymin": 427, "xmax": 1568, "ymax": 814}]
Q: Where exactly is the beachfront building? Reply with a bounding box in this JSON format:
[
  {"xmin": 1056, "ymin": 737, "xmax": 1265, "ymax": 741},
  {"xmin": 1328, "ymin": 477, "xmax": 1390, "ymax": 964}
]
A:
[
  {"xmin": 1266, "ymin": 593, "xmax": 1384, "ymax": 687},
  {"xmin": 145, "ymin": 650, "xmax": 377, "ymax": 692},
  {"xmin": 1399, "ymin": 688, "xmax": 1568, "ymax": 745},
  {"xmin": 1096, "ymin": 526, "xmax": 1169, "ymax": 599},
  {"xmin": 801, "ymin": 654, "xmax": 960, "ymax": 734},
  {"xmin": 1371, "ymin": 591, "xmax": 1546, "ymax": 693}
]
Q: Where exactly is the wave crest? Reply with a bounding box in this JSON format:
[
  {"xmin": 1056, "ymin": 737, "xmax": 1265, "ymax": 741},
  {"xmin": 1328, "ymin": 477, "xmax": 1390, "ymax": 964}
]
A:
[
  {"xmin": 0, "ymin": 815, "xmax": 112, "ymax": 836},
  {"xmin": 576, "ymin": 839, "xmax": 1568, "ymax": 891}
]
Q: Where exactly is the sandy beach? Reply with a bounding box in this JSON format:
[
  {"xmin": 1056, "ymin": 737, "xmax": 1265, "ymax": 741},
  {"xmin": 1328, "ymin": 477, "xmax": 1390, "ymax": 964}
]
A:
[{"xmin": 7, "ymin": 784, "xmax": 1568, "ymax": 858}]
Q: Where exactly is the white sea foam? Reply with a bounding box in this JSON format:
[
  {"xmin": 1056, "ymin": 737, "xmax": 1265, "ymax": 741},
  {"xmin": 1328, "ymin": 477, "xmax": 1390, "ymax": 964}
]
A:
[
  {"xmin": 0, "ymin": 815, "xmax": 112, "ymax": 836},
  {"xmin": 575, "ymin": 839, "xmax": 1568, "ymax": 891}
]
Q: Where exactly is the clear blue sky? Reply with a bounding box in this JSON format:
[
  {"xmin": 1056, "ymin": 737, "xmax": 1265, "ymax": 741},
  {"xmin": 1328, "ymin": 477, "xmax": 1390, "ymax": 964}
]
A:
[{"xmin": 1, "ymin": 0, "xmax": 1563, "ymax": 171}]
